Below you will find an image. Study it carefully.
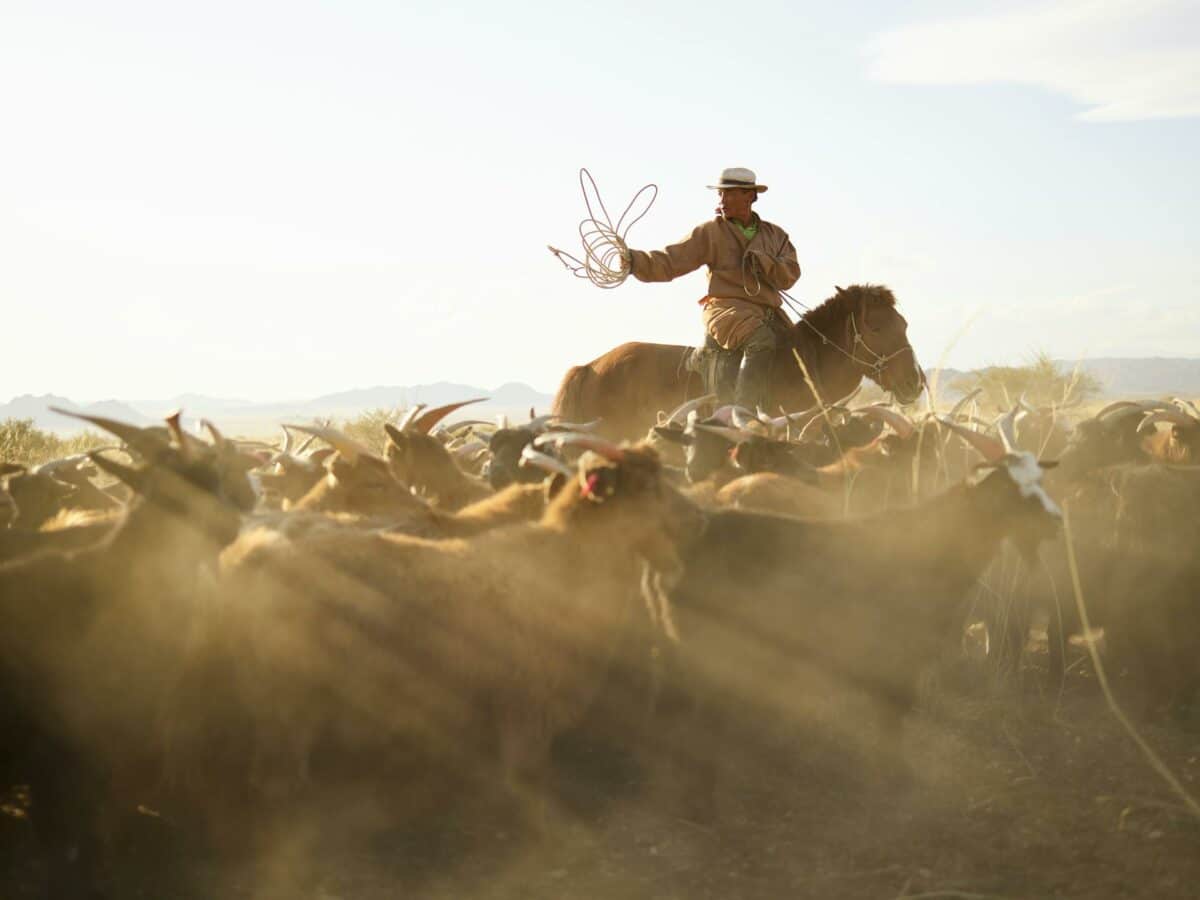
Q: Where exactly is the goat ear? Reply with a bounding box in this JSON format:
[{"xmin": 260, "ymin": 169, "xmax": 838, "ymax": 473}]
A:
[
  {"xmin": 1039, "ymin": 459, "xmax": 1060, "ymax": 470},
  {"xmin": 89, "ymin": 453, "xmax": 147, "ymax": 494},
  {"xmin": 0, "ymin": 462, "xmax": 27, "ymax": 477},
  {"xmin": 383, "ymin": 423, "xmax": 406, "ymax": 447}
]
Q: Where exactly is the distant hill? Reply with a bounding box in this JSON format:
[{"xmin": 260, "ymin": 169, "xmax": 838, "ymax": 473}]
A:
[
  {"xmin": 1061, "ymin": 358, "xmax": 1200, "ymax": 397},
  {"xmin": 926, "ymin": 358, "xmax": 1200, "ymax": 400},
  {"xmin": 0, "ymin": 394, "xmax": 154, "ymax": 432},
  {"xmin": 5, "ymin": 361, "xmax": 1196, "ymax": 436},
  {"xmin": 1, "ymin": 383, "xmax": 557, "ymax": 436}
]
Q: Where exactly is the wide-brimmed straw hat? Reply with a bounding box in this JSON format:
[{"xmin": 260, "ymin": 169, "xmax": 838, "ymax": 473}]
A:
[{"xmin": 707, "ymin": 167, "xmax": 768, "ymax": 193}]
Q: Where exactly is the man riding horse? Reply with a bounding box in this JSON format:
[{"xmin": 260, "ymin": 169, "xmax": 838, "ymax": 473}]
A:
[{"xmin": 624, "ymin": 167, "xmax": 801, "ymax": 410}]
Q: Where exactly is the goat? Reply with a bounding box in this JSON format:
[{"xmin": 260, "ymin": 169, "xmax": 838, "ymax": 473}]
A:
[
  {"xmin": 664, "ymin": 418, "xmax": 1061, "ymax": 818},
  {"xmin": 383, "ymin": 425, "xmax": 493, "ymax": 511},
  {"xmin": 0, "ymin": 410, "xmax": 253, "ymax": 899},
  {"xmin": 169, "ymin": 437, "xmax": 702, "ymax": 829}
]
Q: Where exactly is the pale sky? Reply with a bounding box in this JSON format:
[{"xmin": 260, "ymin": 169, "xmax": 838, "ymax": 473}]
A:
[{"xmin": 2, "ymin": 0, "xmax": 1198, "ymax": 402}]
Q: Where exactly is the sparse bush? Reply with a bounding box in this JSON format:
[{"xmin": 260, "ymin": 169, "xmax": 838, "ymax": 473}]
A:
[
  {"xmin": 950, "ymin": 352, "xmax": 1101, "ymax": 412},
  {"xmin": 0, "ymin": 419, "xmax": 112, "ymax": 468},
  {"xmin": 337, "ymin": 408, "xmax": 408, "ymax": 456}
]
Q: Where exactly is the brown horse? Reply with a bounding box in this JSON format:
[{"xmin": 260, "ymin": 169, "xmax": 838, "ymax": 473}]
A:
[{"xmin": 553, "ymin": 284, "xmax": 924, "ymax": 439}]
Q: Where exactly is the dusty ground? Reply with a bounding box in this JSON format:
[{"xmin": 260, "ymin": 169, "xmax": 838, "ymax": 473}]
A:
[{"xmin": 2, "ymin": 654, "xmax": 1198, "ymax": 899}]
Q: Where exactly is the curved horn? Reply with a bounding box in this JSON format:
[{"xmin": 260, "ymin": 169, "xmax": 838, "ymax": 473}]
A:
[
  {"xmin": 395, "ymin": 404, "xmax": 428, "ymax": 432},
  {"xmin": 665, "ymin": 393, "xmax": 717, "ymax": 426},
  {"xmin": 552, "ymin": 418, "xmax": 602, "ymax": 432},
  {"xmin": 280, "ymin": 425, "xmax": 295, "ymax": 455},
  {"xmin": 48, "ymin": 406, "xmax": 167, "ymax": 458},
  {"xmin": 450, "ymin": 438, "xmax": 488, "ymax": 459},
  {"xmin": 518, "ymin": 445, "xmax": 575, "ymax": 479},
  {"xmin": 200, "ymin": 419, "xmax": 227, "ymax": 447},
  {"xmin": 410, "ymin": 398, "xmax": 488, "ymax": 435},
  {"xmin": 1137, "ymin": 409, "xmax": 1198, "ymax": 433},
  {"xmin": 937, "ymin": 418, "xmax": 1006, "ymax": 463},
  {"xmin": 30, "ymin": 453, "xmax": 96, "ymax": 477},
  {"xmin": 1170, "ymin": 397, "xmax": 1200, "ymax": 421},
  {"xmin": 532, "ymin": 431, "xmax": 626, "ymax": 462},
  {"xmin": 527, "ymin": 413, "xmax": 561, "ymax": 432},
  {"xmin": 1095, "ymin": 399, "xmax": 1172, "ymax": 421},
  {"xmin": 947, "ymin": 388, "xmax": 983, "ymax": 421},
  {"xmin": 282, "ymin": 424, "xmax": 377, "ymax": 465},
  {"xmin": 994, "ymin": 407, "xmax": 1026, "ymax": 454},
  {"xmin": 708, "ymin": 405, "xmax": 756, "ymax": 426},
  {"xmin": 853, "ymin": 405, "xmax": 915, "ymax": 439}
]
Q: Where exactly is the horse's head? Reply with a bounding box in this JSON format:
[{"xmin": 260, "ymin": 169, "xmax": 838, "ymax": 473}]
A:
[{"xmin": 835, "ymin": 285, "xmax": 924, "ymax": 404}]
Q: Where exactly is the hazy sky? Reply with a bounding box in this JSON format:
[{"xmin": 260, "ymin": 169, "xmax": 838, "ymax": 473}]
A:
[{"xmin": 2, "ymin": 0, "xmax": 1198, "ymax": 401}]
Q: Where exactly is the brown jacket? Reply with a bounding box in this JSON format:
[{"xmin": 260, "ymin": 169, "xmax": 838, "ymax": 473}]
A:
[{"xmin": 628, "ymin": 214, "xmax": 801, "ymax": 309}]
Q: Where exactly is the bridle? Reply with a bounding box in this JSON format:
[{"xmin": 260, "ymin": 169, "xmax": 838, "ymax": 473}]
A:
[{"xmin": 781, "ymin": 289, "xmax": 914, "ymax": 384}]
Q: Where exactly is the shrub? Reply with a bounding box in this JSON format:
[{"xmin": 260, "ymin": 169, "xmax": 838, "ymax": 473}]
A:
[
  {"xmin": 950, "ymin": 352, "xmax": 1101, "ymax": 412},
  {"xmin": 0, "ymin": 419, "xmax": 112, "ymax": 468}
]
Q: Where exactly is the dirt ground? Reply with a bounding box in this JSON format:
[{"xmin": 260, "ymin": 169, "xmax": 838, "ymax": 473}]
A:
[{"xmin": 2, "ymin": 652, "xmax": 1198, "ymax": 900}]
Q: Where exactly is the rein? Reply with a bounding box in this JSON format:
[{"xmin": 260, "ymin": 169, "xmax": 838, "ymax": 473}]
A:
[{"xmin": 780, "ymin": 289, "xmax": 912, "ymax": 382}]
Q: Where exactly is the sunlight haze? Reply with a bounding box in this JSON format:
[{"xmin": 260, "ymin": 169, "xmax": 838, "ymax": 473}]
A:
[{"xmin": 2, "ymin": 0, "xmax": 1197, "ymax": 402}]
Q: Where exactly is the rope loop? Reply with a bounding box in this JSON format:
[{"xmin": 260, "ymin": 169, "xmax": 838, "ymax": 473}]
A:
[{"xmin": 548, "ymin": 168, "xmax": 658, "ymax": 290}]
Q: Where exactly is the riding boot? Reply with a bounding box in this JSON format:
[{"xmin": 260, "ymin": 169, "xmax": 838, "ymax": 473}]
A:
[
  {"xmin": 694, "ymin": 335, "xmax": 742, "ymax": 405},
  {"xmin": 734, "ymin": 348, "xmax": 773, "ymax": 411},
  {"xmin": 712, "ymin": 346, "xmax": 743, "ymax": 406},
  {"xmin": 733, "ymin": 323, "xmax": 778, "ymax": 411}
]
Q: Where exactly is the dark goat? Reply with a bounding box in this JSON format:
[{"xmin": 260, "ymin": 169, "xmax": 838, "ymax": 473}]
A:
[
  {"xmin": 666, "ymin": 435, "xmax": 1061, "ymax": 818},
  {"xmin": 0, "ymin": 411, "xmax": 253, "ymax": 899},
  {"xmin": 384, "ymin": 424, "xmax": 493, "ymax": 511},
  {"xmin": 2, "ymin": 465, "xmax": 79, "ymax": 531}
]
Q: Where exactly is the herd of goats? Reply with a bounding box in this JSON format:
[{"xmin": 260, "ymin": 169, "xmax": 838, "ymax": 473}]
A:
[{"xmin": 1, "ymin": 386, "xmax": 1199, "ymax": 897}]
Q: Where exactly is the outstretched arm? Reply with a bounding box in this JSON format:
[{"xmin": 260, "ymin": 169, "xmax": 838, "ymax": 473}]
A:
[{"xmin": 628, "ymin": 224, "xmax": 713, "ymax": 283}]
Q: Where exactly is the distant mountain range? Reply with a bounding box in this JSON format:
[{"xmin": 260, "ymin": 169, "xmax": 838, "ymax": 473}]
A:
[
  {"xmin": 5, "ymin": 359, "xmax": 1198, "ymax": 436},
  {"xmin": 2, "ymin": 382, "xmax": 557, "ymax": 436}
]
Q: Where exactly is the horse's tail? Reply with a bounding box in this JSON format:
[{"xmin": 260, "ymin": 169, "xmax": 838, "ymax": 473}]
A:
[{"xmin": 552, "ymin": 364, "xmax": 595, "ymax": 421}]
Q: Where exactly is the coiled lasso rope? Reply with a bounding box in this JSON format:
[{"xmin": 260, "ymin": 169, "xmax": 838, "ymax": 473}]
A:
[{"xmin": 548, "ymin": 168, "xmax": 658, "ymax": 289}]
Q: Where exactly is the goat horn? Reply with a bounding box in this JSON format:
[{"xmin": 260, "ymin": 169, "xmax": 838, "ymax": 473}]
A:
[
  {"xmin": 451, "ymin": 439, "xmax": 488, "ymax": 458},
  {"xmin": 282, "ymin": 424, "xmax": 377, "ymax": 465},
  {"xmin": 552, "ymin": 418, "xmax": 602, "ymax": 432},
  {"xmin": 947, "ymin": 388, "xmax": 983, "ymax": 421},
  {"xmin": 30, "ymin": 453, "xmax": 95, "ymax": 477},
  {"xmin": 395, "ymin": 404, "xmax": 428, "ymax": 431},
  {"xmin": 665, "ymin": 393, "xmax": 717, "ymax": 426},
  {"xmin": 994, "ymin": 406, "xmax": 1025, "ymax": 454},
  {"xmin": 49, "ymin": 406, "xmax": 168, "ymax": 458},
  {"xmin": 1095, "ymin": 399, "xmax": 1172, "ymax": 420},
  {"xmin": 532, "ymin": 431, "xmax": 626, "ymax": 462},
  {"xmin": 1169, "ymin": 397, "xmax": 1200, "ymax": 420},
  {"xmin": 854, "ymin": 405, "xmax": 915, "ymax": 439},
  {"xmin": 527, "ymin": 413, "xmax": 560, "ymax": 432},
  {"xmin": 938, "ymin": 418, "xmax": 1006, "ymax": 463},
  {"xmin": 518, "ymin": 445, "xmax": 575, "ymax": 479},
  {"xmin": 280, "ymin": 425, "xmax": 295, "ymax": 455},
  {"xmin": 200, "ymin": 419, "xmax": 227, "ymax": 447},
  {"xmin": 409, "ymin": 398, "xmax": 488, "ymax": 435},
  {"xmin": 1137, "ymin": 409, "xmax": 1197, "ymax": 433}
]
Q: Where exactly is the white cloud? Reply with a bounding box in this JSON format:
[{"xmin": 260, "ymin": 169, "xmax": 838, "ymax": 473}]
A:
[{"xmin": 864, "ymin": 0, "xmax": 1200, "ymax": 121}]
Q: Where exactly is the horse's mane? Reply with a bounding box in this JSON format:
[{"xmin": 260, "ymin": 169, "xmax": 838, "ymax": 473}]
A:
[{"xmin": 794, "ymin": 284, "xmax": 897, "ymax": 340}]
